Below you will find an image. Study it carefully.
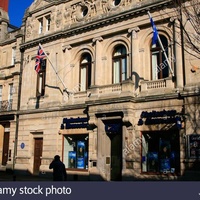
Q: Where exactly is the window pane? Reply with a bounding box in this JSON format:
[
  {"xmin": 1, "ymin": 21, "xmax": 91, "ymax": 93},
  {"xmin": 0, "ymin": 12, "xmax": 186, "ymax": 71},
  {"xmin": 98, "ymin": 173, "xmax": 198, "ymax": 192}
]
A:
[
  {"xmin": 63, "ymin": 137, "xmax": 74, "ymax": 168},
  {"xmin": 0, "ymin": 85, "xmax": 2, "ymax": 101},
  {"xmin": 114, "ymin": 49, "xmax": 121, "ymax": 56},
  {"xmin": 81, "ymin": 56, "xmax": 90, "ymax": 63},
  {"xmin": 113, "ymin": 45, "xmax": 127, "ymax": 83},
  {"xmin": 12, "ymin": 47, "xmax": 16, "ymax": 65},
  {"xmin": 46, "ymin": 16, "xmax": 51, "ymax": 31},
  {"xmin": 39, "ymin": 18, "xmax": 43, "ymax": 34},
  {"xmin": 151, "ymin": 36, "xmax": 169, "ymax": 80},
  {"xmin": 81, "ymin": 66, "xmax": 87, "ymax": 91},
  {"xmin": 114, "ymin": 60, "xmax": 120, "ymax": 83},
  {"xmin": 80, "ymin": 53, "xmax": 92, "ymax": 90},
  {"xmin": 152, "ymin": 51, "xmax": 159, "ymax": 80},
  {"xmin": 38, "ymin": 75, "xmax": 43, "ymax": 94},
  {"xmin": 64, "ymin": 135, "xmax": 88, "ymax": 170},
  {"xmin": 8, "ymin": 84, "xmax": 13, "ymax": 100},
  {"xmin": 142, "ymin": 131, "xmax": 180, "ymax": 174},
  {"xmin": 122, "ymin": 58, "xmax": 127, "ymax": 81}
]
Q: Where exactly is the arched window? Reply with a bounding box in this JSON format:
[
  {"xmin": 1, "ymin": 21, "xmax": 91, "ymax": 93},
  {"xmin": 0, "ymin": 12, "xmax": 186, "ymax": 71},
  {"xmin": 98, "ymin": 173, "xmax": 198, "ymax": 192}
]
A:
[
  {"xmin": 151, "ymin": 35, "xmax": 169, "ymax": 80},
  {"xmin": 80, "ymin": 53, "xmax": 92, "ymax": 91},
  {"xmin": 112, "ymin": 45, "xmax": 128, "ymax": 84}
]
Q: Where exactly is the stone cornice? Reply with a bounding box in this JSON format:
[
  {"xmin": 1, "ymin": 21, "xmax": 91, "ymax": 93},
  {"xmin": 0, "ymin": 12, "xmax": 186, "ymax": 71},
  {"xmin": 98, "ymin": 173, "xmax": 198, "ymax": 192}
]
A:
[{"xmin": 20, "ymin": 0, "xmax": 173, "ymax": 50}]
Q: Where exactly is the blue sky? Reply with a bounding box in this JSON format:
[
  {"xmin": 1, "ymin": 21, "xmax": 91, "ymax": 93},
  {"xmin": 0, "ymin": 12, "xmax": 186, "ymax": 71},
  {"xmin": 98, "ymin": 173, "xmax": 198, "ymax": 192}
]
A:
[{"xmin": 8, "ymin": 0, "xmax": 34, "ymax": 27}]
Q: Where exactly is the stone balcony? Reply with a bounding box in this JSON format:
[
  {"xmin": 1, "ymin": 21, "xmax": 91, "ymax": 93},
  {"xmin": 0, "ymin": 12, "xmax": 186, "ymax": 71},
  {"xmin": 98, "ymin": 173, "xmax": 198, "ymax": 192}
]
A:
[
  {"xmin": 63, "ymin": 78, "xmax": 175, "ymax": 105},
  {"xmin": 65, "ymin": 80, "xmax": 135, "ymax": 105},
  {"xmin": 139, "ymin": 78, "xmax": 175, "ymax": 95},
  {"xmin": 26, "ymin": 78, "xmax": 176, "ymax": 110}
]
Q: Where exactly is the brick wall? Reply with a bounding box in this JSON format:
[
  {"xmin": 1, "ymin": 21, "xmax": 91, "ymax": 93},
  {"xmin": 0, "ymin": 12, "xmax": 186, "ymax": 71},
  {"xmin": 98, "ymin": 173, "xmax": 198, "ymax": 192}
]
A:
[{"xmin": 0, "ymin": 0, "xmax": 9, "ymax": 12}]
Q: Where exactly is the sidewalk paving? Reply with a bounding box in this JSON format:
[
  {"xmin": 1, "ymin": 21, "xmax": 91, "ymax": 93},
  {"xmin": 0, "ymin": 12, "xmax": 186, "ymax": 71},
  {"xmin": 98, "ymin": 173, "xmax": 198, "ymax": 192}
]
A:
[{"xmin": 0, "ymin": 171, "xmax": 52, "ymax": 181}]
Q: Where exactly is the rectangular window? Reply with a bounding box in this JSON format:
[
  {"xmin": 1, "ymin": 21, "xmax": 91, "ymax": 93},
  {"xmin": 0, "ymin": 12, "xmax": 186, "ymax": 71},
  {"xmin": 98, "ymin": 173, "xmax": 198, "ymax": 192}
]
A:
[
  {"xmin": 36, "ymin": 60, "xmax": 46, "ymax": 97},
  {"xmin": 63, "ymin": 134, "xmax": 88, "ymax": 170},
  {"xmin": 142, "ymin": 131, "xmax": 180, "ymax": 174},
  {"xmin": 46, "ymin": 16, "xmax": 51, "ymax": 31},
  {"xmin": 38, "ymin": 18, "xmax": 43, "ymax": 34},
  {"xmin": 11, "ymin": 47, "xmax": 16, "ymax": 65}
]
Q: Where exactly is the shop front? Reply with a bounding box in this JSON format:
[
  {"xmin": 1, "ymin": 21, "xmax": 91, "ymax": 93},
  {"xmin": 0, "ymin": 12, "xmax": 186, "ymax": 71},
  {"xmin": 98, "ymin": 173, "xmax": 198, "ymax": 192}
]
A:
[
  {"xmin": 141, "ymin": 130, "xmax": 180, "ymax": 174},
  {"xmin": 137, "ymin": 109, "xmax": 183, "ymax": 178},
  {"xmin": 60, "ymin": 117, "xmax": 89, "ymax": 173},
  {"xmin": 0, "ymin": 114, "xmax": 14, "ymax": 170},
  {"xmin": 60, "ymin": 112, "xmax": 124, "ymax": 181}
]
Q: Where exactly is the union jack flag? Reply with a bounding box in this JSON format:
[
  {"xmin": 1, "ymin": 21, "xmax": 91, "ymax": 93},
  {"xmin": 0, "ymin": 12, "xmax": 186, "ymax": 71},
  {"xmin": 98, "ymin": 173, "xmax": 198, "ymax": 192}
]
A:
[{"xmin": 35, "ymin": 44, "xmax": 46, "ymax": 73}]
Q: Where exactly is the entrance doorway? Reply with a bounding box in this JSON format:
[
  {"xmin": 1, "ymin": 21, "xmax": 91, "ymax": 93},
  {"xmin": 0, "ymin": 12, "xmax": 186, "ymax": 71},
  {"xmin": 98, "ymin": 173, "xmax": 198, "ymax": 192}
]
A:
[
  {"xmin": 33, "ymin": 138, "xmax": 43, "ymax": 175},
  {"xmin": 105, "ymin": 122, "xmax": 122, "ymax": 181},
  {"xmin": 110, "ymin": 132, "xmax": 122, "ymax": 181},
  {"xmin": 2, "ymin": 132, "xmax": 10, "ymax": 166}
]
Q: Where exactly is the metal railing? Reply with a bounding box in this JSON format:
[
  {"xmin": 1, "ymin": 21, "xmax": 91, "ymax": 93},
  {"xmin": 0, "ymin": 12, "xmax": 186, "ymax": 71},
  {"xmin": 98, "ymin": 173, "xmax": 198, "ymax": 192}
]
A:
[{"xmin": 0, "ymin": 100, "xmax": 13, "ymax": 111}]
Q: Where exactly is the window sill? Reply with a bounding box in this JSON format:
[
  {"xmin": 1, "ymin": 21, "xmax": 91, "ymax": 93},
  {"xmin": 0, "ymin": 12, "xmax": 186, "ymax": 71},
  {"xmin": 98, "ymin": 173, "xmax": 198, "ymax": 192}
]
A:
[
  {"xmin": 66, "ymin": 168, "xmax": 88, "ymax": 172},
  {"xmin": 141, "ymin": 172, "xmax": 180, "ymax": 176}
]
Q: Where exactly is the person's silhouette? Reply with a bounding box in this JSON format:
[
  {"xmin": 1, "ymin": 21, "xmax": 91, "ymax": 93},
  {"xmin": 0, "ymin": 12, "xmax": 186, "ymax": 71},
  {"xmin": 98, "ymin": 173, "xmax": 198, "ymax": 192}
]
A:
[{"xmin": 49, "ymin": 155, "xmax": 67, "ymax": 181}]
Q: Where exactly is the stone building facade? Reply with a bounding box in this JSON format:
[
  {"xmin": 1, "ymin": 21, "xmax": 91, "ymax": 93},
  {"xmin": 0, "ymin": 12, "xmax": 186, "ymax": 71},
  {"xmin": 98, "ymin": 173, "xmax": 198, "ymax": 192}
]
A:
[
  {"xmin": 0, "ymin": 0, "xmax": 200, "ymax": 181},
  {"xmin": 0, "ymin": 3, "xmax": 23, "ymax": 172}
]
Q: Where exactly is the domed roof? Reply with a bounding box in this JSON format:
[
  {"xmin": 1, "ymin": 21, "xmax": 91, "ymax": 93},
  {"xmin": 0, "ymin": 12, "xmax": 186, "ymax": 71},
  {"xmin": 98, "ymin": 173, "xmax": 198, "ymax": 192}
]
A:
[{"xmin": 0, "ymin": 7, "xmax": 9, "ymax": 22}]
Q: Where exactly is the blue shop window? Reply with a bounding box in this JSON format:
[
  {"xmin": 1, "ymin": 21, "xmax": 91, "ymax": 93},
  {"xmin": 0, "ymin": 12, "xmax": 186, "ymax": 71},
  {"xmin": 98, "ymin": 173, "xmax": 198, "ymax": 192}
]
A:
[
  {"xmin": 142, "ymin": 131, "xmax": 180, "ymax": 174},
  {"xmin": 63, "ymin": 134, "xmax": 88, "ymax": 170}
]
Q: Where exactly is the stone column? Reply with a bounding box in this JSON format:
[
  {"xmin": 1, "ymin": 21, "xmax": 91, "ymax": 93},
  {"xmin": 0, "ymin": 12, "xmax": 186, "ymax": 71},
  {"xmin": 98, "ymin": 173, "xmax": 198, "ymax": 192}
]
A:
[
  {"xmin": 174, "ymin": 19, "xmax": 184, "ymax": 88},
  {"xmin": 92, "ymin": 37, "xmax": 103, "ymax": 86},
  {"xmin": 128, "ymin": 27, "xmax": 140, "ymax": 90}
]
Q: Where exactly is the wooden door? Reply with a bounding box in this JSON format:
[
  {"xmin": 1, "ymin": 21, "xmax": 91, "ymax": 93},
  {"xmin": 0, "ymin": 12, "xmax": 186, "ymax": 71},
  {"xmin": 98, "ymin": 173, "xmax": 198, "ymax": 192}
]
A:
[
  {"xmin": 2, "ymin": 132, "xmax": 9, "ymax": 166},
  {"xmin": 33, "ymin": 138, "xmax": 43, "ymax": 175}
]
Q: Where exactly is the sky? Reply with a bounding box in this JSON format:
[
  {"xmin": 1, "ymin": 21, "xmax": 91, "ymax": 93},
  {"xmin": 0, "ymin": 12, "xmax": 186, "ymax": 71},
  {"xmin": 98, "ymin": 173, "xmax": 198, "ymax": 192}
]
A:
[{"xmin": 8, "ymin": 0, "xmax": 34, "ymax": 27}]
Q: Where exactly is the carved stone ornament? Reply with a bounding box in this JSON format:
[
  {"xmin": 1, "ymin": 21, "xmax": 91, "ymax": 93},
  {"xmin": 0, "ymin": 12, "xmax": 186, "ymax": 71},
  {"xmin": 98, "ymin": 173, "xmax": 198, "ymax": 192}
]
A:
[
  {"xmin": 26, "ymin": 21, "xmax": 33, "ymax": 38},
  {"xmin": 76, "ymin": 2, "xmax": 89, "ymax": 22}
]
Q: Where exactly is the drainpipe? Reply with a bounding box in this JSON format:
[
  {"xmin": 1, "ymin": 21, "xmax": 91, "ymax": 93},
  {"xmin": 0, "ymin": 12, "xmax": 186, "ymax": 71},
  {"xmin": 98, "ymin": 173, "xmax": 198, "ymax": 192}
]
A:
[
  {"xmin": 179, "ymin": 1, "xmax": 188, "ymax": 170},
  {"xmin": 179, "ymin": 2, "xmax": 186, "ymax": 87},
  {"xmin": 12, "ymin": 27, "xmax": 25, "ymax": 180},
  {"xmin": 172, "ymin": 18, "xmax": 177, "ymax": 88}
]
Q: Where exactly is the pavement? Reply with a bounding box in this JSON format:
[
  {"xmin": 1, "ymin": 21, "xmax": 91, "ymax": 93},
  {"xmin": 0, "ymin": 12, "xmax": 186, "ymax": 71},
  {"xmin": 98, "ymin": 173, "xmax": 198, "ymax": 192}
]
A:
[{"xmin": 0, "ymin": 171, "xmax": 52, "ymax": 181}]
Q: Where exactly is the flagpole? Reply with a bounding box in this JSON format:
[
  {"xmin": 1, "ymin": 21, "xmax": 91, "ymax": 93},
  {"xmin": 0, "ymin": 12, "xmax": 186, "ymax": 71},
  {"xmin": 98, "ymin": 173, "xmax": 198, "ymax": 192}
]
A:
[
  {"xmin": 147, "ymin": 11, "xmax": 175, "ymax": 77},
  {"xmin": 39, "ymin": 43, "xmax": 69, "ymax": 94}
]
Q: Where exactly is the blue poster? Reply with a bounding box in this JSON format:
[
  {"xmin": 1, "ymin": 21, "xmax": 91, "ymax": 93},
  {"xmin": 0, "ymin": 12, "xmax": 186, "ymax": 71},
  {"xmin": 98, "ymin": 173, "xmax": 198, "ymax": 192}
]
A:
[
  {"xmin": 160, "ymin": 158, "xmax": 171, "ymax": 172},
  {"xmin": 68, "ymin": 151, "xmax": 76, "ymax": 168},
  {"xmin": 77, "ymin": 157, "xmax": 85, "ymax": 169},
  {"xmin": 85, "ymin": 152, "xmax": 88, "ymax": 169},
  {"xmin": 148, "ymin": 152, "xmax": 158, "ymax": 172},
  {"xmin": 77, "ymin": 141, "xmax": 85, "ymax": 169}
]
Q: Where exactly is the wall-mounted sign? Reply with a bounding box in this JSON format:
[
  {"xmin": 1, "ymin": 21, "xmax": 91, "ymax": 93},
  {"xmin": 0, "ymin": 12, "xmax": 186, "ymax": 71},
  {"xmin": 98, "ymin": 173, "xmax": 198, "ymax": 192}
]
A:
[
  {"xmin": 188, "ymin": 134, "xmax": 200, "ymax": 158},
  {"xmin": 61, "ymin": 117, "xmax": 89, "ymax": 129},
  {"xmin": 20, "ymin": 143, "xmax": 25, "ymax": 149},
  {"xmin": 4, "ymin": 127, "xmax": 10, "ymax": 132},
  {"xmin": 105, "ymin": 123, "xmax": 121, "ymax": 134},
  {"xmin": 137, "ymin": 109, "xmax": 182, "ymax": 128}
]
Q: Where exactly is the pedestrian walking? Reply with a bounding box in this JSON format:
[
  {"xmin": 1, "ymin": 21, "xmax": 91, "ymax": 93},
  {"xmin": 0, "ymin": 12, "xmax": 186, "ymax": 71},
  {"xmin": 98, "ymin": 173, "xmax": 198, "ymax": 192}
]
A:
[{"xmin": 49, "ymin": 155, "xmax": 67, "ymax": 181}]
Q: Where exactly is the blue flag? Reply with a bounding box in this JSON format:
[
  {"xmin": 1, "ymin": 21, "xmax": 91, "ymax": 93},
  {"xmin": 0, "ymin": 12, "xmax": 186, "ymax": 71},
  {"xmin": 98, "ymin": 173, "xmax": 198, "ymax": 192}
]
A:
[{"xmin": 150, "ymin": 16, "xmax": 158, "ymax": 45}]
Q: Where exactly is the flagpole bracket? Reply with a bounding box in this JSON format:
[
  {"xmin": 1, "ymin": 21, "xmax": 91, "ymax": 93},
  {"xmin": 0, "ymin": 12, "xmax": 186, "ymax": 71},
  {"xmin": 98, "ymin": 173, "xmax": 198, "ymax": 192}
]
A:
[{"xmin": 63, "ymin": 88, "xmax": 70, "ymax": 96}]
